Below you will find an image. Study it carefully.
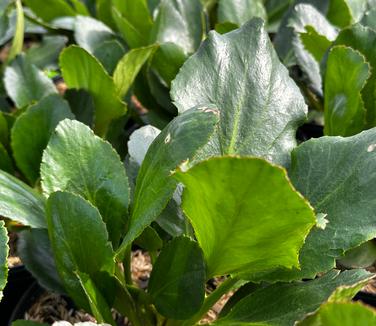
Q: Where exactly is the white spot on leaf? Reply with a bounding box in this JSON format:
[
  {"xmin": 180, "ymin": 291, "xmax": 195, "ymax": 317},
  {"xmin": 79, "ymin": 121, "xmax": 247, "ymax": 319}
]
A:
[
  {"xmin": 164, "ymin": 133, "xmax": 171, "ymax": 144},
  {"xmin": 368, "ymin": 144, "xmax": 376, "ymax": 152}
]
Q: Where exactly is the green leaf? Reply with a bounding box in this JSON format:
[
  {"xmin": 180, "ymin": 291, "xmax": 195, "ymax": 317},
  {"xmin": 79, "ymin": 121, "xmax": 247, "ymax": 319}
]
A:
[
  {"xmin": 74, "ymin": 16, "xmax": 126, "ymax": 74},
  {"xmin": 134, "ymin": 226, "xmax": 163, "ymax": 252},
  {"xmin": 18, "ymin": 228, "xmax": 64, "ymax": 293},
  {"xmin": 46, "ymin": 191, "xmax": 115, "ymax": 311},
  {"xmin": 324, "ymin": 46, "xmax": 370, "ymax": 136},
  {"xmin": 216, "ymin": 269, "xmax": 372, "ymax": 326},
  {"xmin": 334, "ymin": 24, "xmax": 376, "ymax": 127},
  {"xmin": 0, "ymin": 221, "xmax": 8, "ymax": 301},
  {"xmin": 256, "ymin": 128, "xmax": 376, "ymax": 282},
  {"xmin": 361, "ymin": 8, "xmax": 376, "ymax": 30},
  {"xmin": 4, "ymin": 55, "xmax": 57, "ymax": 109},
  {"xmin": 112, "ymin": 0, "xmax": 153, "ymax": 48},
  {"xmin": 64, "ymin": 89, "xmax": 94, "ymax": 126},
  {"xmin": 0, "ymin": 143, "xmax": 13, "ymax": 174},
  {"xmin": 113, "ymin": 45, "xmax": 158, "ymax": 98},
  {"xmin": 327, "ymin": 0, "xmax": 368, "ymax": 28},
  {"xmin": 12, "ymin": 321, "xmax": 49, "ymax": 326},
  {"xmin": 175, "ymin": 156, "xmax": 316, "ymax": 279},
  {"xmin": 23, "ymin": 0, "xmax": 77, "ymax": 22},
  {"xmin": 116, "ymin": 106, "xmax": 219, "ymax": 258},
  {"xmin": 338, "ymin": 240, "xmax": 376, "ymax": 268},
  {"xmin": 7, "ymin": 0, "xmax": 24, "ymax": 64},
  {"xmin": 59, "ymin": 45, "xmax": 126, "ymax": 135},
  {"xmin": 298, "ymin": 302, "xmax": 376, "ymax": 325},
  {"xmin": 300, "ymin": 26, "xmax": 332, "ymax": 62},
  {"xmin": 218, "ymin": 0, "xmax": 267, "ymax": 25},
  {"xmin": 151, "ymin": 0, "xmax": 204, "ymax": 55},
  {"xmin": 149, "ymin": 236, "xmax": 206, "ymax": 319},
  {"xmin": 11, "ymin": 94, "xmax": 74, "ymax": 184},
  {"xmin": 0, "ymin": 170, "xmax": 45, "ymax": 228},
  {"xmin": 288, "ymin": 4, "xmax": 338, "ymax": 95},
  {"xmin": 76, "ymin": 271, "xmax": 115, "ymax": 325},
  {"xmin": 41, "ymin": 119, "xmax": 129, "ymax": 247},
  {"xmin": 171, "ymin": 18, "xmax": 307, "ymax": 167},
  {"xmin": 26, "ymin": 36, "xmax": 68, "ymax": 70}
]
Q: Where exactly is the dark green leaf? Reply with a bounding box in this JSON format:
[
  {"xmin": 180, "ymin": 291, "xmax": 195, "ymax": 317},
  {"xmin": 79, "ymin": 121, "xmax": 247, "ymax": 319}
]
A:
[
  {"xmin": 11, "ymin": 94, "xmax": 74, "ymax": 184},
  {"xmin": 324, "ymin": 46, "xmax": 370, "ymax": 136},
  {"xmin": 64, "ymin": 89, "xmax": 94, "ymax": 126},
  {"xmin": 116, "ymin": 106, "xmax": 219, "ymax": 258},
  {"xmin": 18, "ymin": 228, "xmax": 64, "ymax": 293},
  {"xmin": 46, "ymin": 191, "xmax": 115, "ymax": 311},
  {"xmin": 298, "ymin": 302, "xmax": 376, "ymax": 325},
  {"xmin": 59, "ymin": 45, "xmax": 126, "ymax": 135},
  {"xmin": 0, "ymin": 143, "xmax": 13, "ymax": 173},
  {"xmin": 361, "ymin": 8, "xmax": 376, "ymax": 30},
  {"xmin": 216, "ymin": 270, "xmax": 372, "ymax": 326},
  {"xmin": 149, "ymin": 236, "xmax": 206, "ymax": 319},
  {"xmin": 4, "ymin": 55, "xmax": 57, "ymax": 109},
  {"xmin": 151, "ymin": 0, "xmax": 204, "ymax": 55},
  {"xmin": 171, "ymin": 18, "xmax": 307, "ymax": 166},
  {"xmin": 218, "ymin": 0, "xmax": 267, "ymax": 25},
  {"xmin": 338, "ymin": 240, "xmax": 376, "ymax": 268},
  {"xmin": 12, "ymin": 321, "xmax": 48, "ymax": 326},
  {"xmin": 41, "ymin": 119, "xmax": 129, "ymax": 247},
  {"xmin": 0, "ymin": 170, "xmax": 45, "ymax": 228},
  {"xmin": 134, "ymin": 226, "xmax": 163, "ymax": 251},
  {"xmin": 174, "ymin": 156, "xmax": 316, "ymax": 279},
  {"xmin": 335, "ymin": 24, "xmax": 376, "ymax": 127},
  {"xmin": 112, "ymin": 0, "xmax": 153, "ymax": 48}
]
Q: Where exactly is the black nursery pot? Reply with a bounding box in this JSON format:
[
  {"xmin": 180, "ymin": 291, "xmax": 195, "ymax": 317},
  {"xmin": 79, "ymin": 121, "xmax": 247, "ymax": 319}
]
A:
[
  {"xmin": 0, "ymin": 265, "xmax": 43, "ymax": 326},
  {"xmin": 354, "ymin": 291, "xmax": 376, "ymax": 308}
]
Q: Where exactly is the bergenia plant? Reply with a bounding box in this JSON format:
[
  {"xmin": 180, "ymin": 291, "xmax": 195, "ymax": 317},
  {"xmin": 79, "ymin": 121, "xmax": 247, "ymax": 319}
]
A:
[{"xmin": 1, "ymin": 17, "xmax": 376, "ymax": 326}]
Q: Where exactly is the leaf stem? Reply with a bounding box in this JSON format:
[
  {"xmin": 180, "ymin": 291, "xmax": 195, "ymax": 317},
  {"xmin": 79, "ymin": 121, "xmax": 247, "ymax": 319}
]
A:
[{"xmin": 123, "ymin": 245, "xmax": 133, "ymax": 285}]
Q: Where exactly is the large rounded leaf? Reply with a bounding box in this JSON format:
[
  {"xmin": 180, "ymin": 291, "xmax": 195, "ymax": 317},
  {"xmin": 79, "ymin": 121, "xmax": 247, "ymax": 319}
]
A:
[
  {"xmin": 171, "ymin": 18, "xmax": 307, "ymax": 166},
  {"xmin": 174, "ymin": 156, "xmax": 316, "ymax": 278},
  {"xmin": 41, "ymin": 119, "xmax": 129, "ymax": 247}
]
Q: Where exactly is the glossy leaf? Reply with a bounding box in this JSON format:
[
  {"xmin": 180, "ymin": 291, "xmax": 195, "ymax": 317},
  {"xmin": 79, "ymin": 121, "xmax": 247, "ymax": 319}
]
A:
[
  {"xmin": 335, "ymin": 24, "xmax": 376, "ymax": 127},
  {"xmin": 216, "ymin": 269, "xmax": 372, "ymax": 326},
  {"xmin": 112, "ymin": 0, "xmax": 153, "ymax": 48},
  {"xmin": 113, "ymin": 45, "xmax": 158, "ymax": 98},
  {"xmin": 288, "ymin": 4, "xmax": 338, "ymax": 95},
  {"xmin": 0, "ymin": 170, "xmax": 45, "ymax": 228},
  {"xmin": 151, "ymin": 0, "xmax": 204, "ymax": 55},
  {"xmin": 217, "ymin": 0, "xmax": 267, "ymax": 25},
  {"xmin": 11, "ymin": 94, "xmax": 74, "ymax": 184},
  {"xmin": 175, "ymin": 157, "xmax": 316, "ymax": 278},
  {"xmin": 338, "ymin": 240, "xmax": 376, "ymax": 268},
  {"xmin": 4, "ymin": 55, "xmax": 57, "ymax": 109},
  {"xmin": 0, "ymin": 221, "xmax": 8, "ymax": 301},
  {"xmin": 59, "ymin": 46, "xmax": 126, "ymax": 136},
  {"xmin": 324, "ymin": 46, "xmax": 370, "ymax": 136},
  {"xmin": 41, "ymin": 119, "xmax": 129, "ymax": 247},
  {"xmin": 259, "ymin": 128, "xmax": 376, "ymax": 282},
  {"xmin": 149, "ymin": 237, "xmax": 206, "ymax": 319},
  {"xmin": 23, "ymin": 0, "xmax": 77, "ymax": 21},
  {"xmin": 116, "ymin": 106, "xmax": 219, "ymax": 258},
  {"xmin": 171, "ymin": 18, "xmax": 307, "ymax": 167},
  {"xmin": 18, "ymin": 228, "xmax": 64, "ymax": 293},
  {"xmin": 46, "ymin": 191, "xmax": 115, "ymax": 311},
  {"xmin": 361, "ymin": 8, "xmax": 376, "ymax": 30}
]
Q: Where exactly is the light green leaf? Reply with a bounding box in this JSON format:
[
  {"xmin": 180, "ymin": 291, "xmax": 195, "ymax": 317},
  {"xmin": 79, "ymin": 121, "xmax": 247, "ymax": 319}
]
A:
[
  {"xmin": 23, "ymin": 0, "xmax": 77, "ymax": 22},
  {"xmin": 7, "ymin": 0, "xmax": 24, "ymax": 64},
  {"xmin": 11, "ymin": 94, "xmax": 74, "ymax": 184},
  {"xmin": 151, "ymin": 0, "xmax": 204, "ymax": 55},
  {"xmin": 116, "ymin": 106, "xmax": 219, "ymax": 258},
  {"xmin": 113, "ymin": 45, "xmax": 158, "ymax": 98},
  {"xmin": 255, "ymin": 128, "xmax": 376, "ymax": 282},
  {"xmin": 46, "ymin": 191, "xmax": 115, "ymax": 311},
  {"xmin": 0, "ymin": 170, "xmax": 46, "ymax": 228},
  {"xmin": 41, "ymin": 119, "xmax": 129, "ymax": 247},
  {"xmin": 298, "ymin": 302, "xmax": 376, "ymax": 325},
  {"xmin": 218, "ymin": 0, "xmax": 267, "ymax": 25},
  {"xmin": 216, "ymin": 269, "xmax": 372, "ymax": 326},
  {"xmin": 171, "ymin": 18, "xmax": 307, "ymax": 167},
  {"xmin": 18, "ymin": 228, "xmax": 64, "ymax": 293},
  {"xmin": 59, "ymin": 45, "xmax": 126, "ymax": 135},
  {"xmin": 288, "ymin": 4, "xmax": 338, "ymax": 95},
  {"xmin": 149, "ymin": 237, "xmax": 206, "ymax": 319},
  {"xmin": 0, "ymin": 221, "xmax": 8, "ymax": 301},
  {"xmin": 112, "ymin": 0, "xmax": 153, "ymax": 48},
  {"xmin": 300, "ymin": 26, "xmax": 332, "ymax": 63},
  {"xmin": 175, "ymin": 156, "xmax": 316, "ymax": 279},
  {"xmin": 4, "ymin": 55, "xmax": 57, "ymax": 109},
  {"xmin": 334, "ymin": 24, "xmax": 376, "ymax": 127},
  {"xmin": 324, "ymin": 46, "xmax": 370, "ymax": 136},
  {"xmin": 327, "ymin": 0, "xmax": 368, "ymax": 28}
]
